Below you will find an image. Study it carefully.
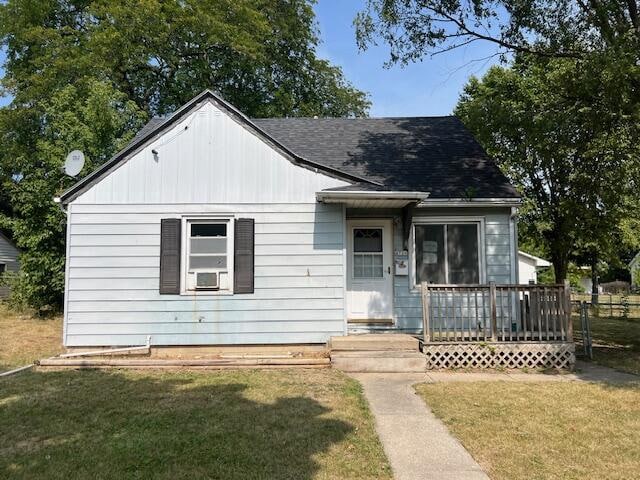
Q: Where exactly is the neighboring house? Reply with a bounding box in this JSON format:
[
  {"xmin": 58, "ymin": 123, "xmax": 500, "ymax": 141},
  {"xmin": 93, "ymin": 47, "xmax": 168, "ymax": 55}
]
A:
[
  {"xmin": 630, "ymin": 252, "xmax": 640, "ymax": 288},
  {"xmin": 0, "ymin": 231, "xmax": 20, "ymax": 299},
  {"xmin": 57, "ymin": 90, "xmax": 521, "ymax": 348},
  {"xmin": 576, "ymin": 266, "xmax": 606, "ymax": 294},
  {"xmin": 517, "ymin": 251, "xmax": 551, "ymax": 284}
]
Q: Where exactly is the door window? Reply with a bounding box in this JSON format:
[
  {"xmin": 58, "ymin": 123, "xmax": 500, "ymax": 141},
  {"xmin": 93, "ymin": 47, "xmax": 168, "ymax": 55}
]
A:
[{"xmin": 353, "ymin": 228, "xmax": 384, "ymax": 278}]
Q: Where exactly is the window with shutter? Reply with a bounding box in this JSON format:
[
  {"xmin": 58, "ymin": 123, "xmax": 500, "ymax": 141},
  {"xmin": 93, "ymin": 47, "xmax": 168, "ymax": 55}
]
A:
[{"xmin": 234, "ymin": 218, "xmax": 254, "ymax": 294}]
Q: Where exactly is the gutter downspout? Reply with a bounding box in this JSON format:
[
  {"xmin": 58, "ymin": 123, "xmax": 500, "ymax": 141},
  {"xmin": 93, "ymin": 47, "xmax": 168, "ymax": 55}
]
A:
[{"xmin": 510, "ymin": 207, "xmax": 519, "ymax": 284}]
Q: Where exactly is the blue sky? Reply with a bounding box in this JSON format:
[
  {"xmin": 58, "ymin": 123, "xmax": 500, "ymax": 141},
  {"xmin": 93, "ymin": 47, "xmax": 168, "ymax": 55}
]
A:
[
  {"xmin": 0, "ymin": 48, "xmax": 7, "ymax": 108},
  {"xmin": 314, "ymin": 1, "xmax": 502, "ymax": 116},
  {"xmin": 0, "ymin": 1, "xmax": 503, "ymax": 115}
]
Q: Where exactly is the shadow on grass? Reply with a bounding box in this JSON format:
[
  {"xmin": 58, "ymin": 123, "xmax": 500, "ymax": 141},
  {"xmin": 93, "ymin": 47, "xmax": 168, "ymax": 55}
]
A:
[
  {"xmin": 0, "ymin": 370, "xmax": 354, "ymax": 480},
  {"xmin": 573, "ymin": 315, "xmax": 640, "ymax": 377}
]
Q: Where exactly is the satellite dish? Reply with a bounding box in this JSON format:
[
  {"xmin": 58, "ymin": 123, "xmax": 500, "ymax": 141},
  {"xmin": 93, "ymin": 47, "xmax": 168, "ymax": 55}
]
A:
[{"xmin": 64, "ymin": 150, "xmax": 85, "ymax": 177}]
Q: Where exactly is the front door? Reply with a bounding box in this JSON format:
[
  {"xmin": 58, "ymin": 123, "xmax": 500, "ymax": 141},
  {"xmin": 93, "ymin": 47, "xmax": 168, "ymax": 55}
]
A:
[{"xmin": 346, "ymin": 219, "xmax": 394, "ymax": 321}]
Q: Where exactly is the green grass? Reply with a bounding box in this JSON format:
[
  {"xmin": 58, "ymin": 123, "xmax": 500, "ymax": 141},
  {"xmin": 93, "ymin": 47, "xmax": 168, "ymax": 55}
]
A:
[
  {"xmin": 572, "ymin": 294, "xmax": 640, "ymax": 318},
  {"xmin": 573, "ymin": 314, "xmax": 640, "ymax": 375},
  {"xmin": 0, "ymin": 303, "xmax": 63, "ymax": 371},
  {"xmin": 416, "ymin": 381, "xmax": 640, "ymax": 480},
  {"xmin": 1, "ymin": 369, "xmax": 391, "ymax": 480}
]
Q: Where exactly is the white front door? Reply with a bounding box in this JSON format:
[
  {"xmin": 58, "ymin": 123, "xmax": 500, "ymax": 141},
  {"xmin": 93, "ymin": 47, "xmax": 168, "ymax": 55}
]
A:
[{"xmin": 346, "ymin": 219, "xmax": 394, "ymax": 321}]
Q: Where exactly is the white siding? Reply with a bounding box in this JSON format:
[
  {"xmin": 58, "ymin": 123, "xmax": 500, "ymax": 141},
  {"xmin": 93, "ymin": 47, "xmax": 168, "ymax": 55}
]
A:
[
  {"xmin": 518, "ymin": 256, "xmax": 538, "ymax": 284},
  {"xmin": 65, "ymin": 98, "xmax": 348, "ymax": 346},
  {"xmin": 73, "ymin": 100, "xmax": 347, "ymax": 205}
]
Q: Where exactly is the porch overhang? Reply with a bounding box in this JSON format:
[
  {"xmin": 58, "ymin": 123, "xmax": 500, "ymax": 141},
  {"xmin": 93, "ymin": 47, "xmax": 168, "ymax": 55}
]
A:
[{"xmin": 316, "ymin": 189, "xmax": 430, "ymax": 208}]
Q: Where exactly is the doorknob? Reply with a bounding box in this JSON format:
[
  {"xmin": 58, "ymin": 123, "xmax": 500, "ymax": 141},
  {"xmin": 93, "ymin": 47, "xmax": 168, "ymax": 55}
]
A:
[{"xmin": 388, "ymin": 266, "xmax": 391, "ymax": 274}]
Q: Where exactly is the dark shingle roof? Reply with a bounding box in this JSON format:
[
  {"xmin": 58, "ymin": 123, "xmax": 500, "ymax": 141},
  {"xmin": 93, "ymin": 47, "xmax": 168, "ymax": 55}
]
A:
[
  {"xmin": 253, "ymin": 116, "xmax": 518, "ymax": 199},
  {"xmin": 61, "ymin": 90, "xmax": 519, "ymax": 204},
  {"xmin": 130, "ymin": 117, "xmax": 166, "ymax": 143}
]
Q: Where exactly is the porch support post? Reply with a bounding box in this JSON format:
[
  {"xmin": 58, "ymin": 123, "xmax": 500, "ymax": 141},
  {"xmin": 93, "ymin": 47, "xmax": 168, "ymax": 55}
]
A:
[
  {"xmin": 564, "ymin": 279, "xmax": 573, "ymax": 342},
  {"xmin": 421, "ymin": 282, "xmax": 430, "ymax": 342},
  {"xmin": 401, "ymin": 202, "xmax": 416, "ymax": 250},
  {"xmin": 489, "ymin": 282, "xmax": 497, "ymax": 342}
]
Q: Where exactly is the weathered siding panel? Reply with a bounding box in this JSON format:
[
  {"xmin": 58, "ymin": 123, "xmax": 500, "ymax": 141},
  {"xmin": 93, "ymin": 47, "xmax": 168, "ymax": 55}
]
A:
[
  {"xmin": 390, "ymin": 207, "xmax": 516, "ymax": 333},
  {"xmin": 65, "ymin": 202, "xmax": 345, "ymax": 346},
  {"xmin": 73, "ymin": 101, "xmax": 348, "ymax": 205},
  {"xmin": 65, "ymin": 97, "xmax": 351, "ymax": 346},
  {"xmin": 389, "ymin": 207, "xmax": 516, "ymax": 333}
]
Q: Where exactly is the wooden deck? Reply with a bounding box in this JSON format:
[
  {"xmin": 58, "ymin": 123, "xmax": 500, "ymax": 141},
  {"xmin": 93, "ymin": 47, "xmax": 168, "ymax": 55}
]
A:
[
  {"xmin": 421, "ymin": 282, "xmax": 573, "ymax": 343},
  {"xmin": 419, "ymin": 282, "xmax": 575, "ymax": 369}
]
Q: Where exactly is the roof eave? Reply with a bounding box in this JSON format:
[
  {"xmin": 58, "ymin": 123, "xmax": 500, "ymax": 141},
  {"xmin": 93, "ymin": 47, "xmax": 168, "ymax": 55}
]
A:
[
  {"xmin": 417, "ymin": 197, "xmax": 522, "ymax": 208},
  {"xmin": 519, "ymin": 250, "xmax": 551, "ymax": 267},
  {"xmin": 316, "ymin": 190, "xmax": 430, "ymax": 202}
]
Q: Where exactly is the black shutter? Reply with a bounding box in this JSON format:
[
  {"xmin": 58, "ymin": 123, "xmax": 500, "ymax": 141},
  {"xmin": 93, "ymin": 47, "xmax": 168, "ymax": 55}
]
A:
[
  {"xmin": 159, "ymin": 218, "xmax": 181, "ymax": 294},
  {"xmin": 234, "ymin": 218, "xmax": 254, "ymax": 294}
]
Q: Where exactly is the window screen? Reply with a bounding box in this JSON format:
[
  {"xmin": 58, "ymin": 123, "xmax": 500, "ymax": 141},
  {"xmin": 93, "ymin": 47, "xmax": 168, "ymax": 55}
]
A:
[
  {"xmin": 446, "ymin": 224, "xmax": 479, "ymax": 284},
  {"xmin": 189, "ymin": 222, "xmax": 228, "ymax": 270},
  {"xmin": 415, "ymin": 225, "xmax": 446, "ymax": 284},
  {"xmin": 415, "ymin": 223, "xmax": 479, "ymax": 284}
]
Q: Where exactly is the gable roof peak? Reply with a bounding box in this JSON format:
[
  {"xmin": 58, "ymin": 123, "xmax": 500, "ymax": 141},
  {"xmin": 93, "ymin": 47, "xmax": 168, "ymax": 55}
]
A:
[{"xmin": 58, "ymin": 90, "xmax": 379, "ymax": 204}]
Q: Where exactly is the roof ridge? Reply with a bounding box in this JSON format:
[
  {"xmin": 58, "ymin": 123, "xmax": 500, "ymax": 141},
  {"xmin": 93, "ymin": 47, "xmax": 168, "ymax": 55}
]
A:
[{"xmin": 252, "ymin": 115, "xmax": 458, "ymax": 121}]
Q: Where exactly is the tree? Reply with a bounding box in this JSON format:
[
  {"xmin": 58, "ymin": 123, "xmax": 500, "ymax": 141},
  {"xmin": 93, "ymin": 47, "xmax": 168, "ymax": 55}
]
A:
[
  {"xmin": 355, "ymin": 0, "xmax": 640, "ymax": 283},
  {"xmin": 0, "ymin": 82, "xmax": 146, "ymax": 311},
  {"xmin": 455, "ymin": 56, "xmax": 640, "ymax": 282},
  {"xmin": 355, "ymin": 0, "xmax": 640, "ymax": 63},
  {"xmin": 0, "ymin": 0, "xmax": 370, "ymax": 312}
]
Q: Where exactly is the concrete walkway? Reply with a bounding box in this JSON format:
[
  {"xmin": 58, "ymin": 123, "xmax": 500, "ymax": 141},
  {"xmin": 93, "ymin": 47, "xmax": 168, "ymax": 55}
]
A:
[
  {"xmin": 351, "ymin": 373, "xmax": 489, "ymax": 480},
  {"xmin": 351, "ymin": 363, "xmax": 638, "ymax": 479}
]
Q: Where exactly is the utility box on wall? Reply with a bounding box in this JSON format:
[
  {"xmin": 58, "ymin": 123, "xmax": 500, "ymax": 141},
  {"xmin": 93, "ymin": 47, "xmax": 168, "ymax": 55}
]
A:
[{"xmin": 394, "ymin": 250, "xmax": 409, "ymax": 275}]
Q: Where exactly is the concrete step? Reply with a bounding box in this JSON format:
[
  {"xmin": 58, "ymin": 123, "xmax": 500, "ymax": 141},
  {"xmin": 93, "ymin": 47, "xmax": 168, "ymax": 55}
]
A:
[
  {"xmin": 331, "ymin": 350, "xmax": 426, "ymax": 373},
  {"xmin": 330, "ymin": 334, "xmax": 420, "ymax": 352}
]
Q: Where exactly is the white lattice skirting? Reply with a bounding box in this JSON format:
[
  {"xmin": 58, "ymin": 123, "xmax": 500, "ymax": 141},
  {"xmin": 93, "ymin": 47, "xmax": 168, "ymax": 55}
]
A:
[{"xmin": 423, "ymin": 342, "xmax": 575, "ymax": 370}]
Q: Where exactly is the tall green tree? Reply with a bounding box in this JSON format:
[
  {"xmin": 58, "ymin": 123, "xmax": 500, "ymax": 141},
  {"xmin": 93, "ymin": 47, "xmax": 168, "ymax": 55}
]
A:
[
  {"xmin": 0, "ymin": 0, "xmax": 370, "ymax": 312},
  {"xmin": 455, "ymin": 56, "xmax": 640, "ymax": 282},
  {"xmin": 355, "ymin": 0, "xmax": 640, "ymax": 62},
  {"xmin": 355, "ymin": 0, "xmax": 640, "ymax": 283}
]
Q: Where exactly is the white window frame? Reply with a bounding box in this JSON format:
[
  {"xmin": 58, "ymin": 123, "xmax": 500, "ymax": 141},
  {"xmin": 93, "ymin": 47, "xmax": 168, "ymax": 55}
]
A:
[
  {"xmin": 351, "ymin": 226, "xmax": 385, "ymax": 280},
  {"xmin": 410, "ymin": 216, "xmax": 486, "ymax": 289},
  {"xmin": 180, "ymin": 215, "xmax": 235, "ymax": 295}
]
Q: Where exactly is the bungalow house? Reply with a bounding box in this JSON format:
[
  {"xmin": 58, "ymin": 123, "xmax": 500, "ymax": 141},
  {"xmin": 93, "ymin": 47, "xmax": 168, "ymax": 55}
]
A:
[
  {"xmin": 517, "ymin": 251, "xmax": 551, "ymax": 284},
  {"xmin": 57, "ymin": 90, "xmax": 573, "ymax": 369},
  {"xmin": 0, "ymin": 231, "xmax": 20, "ymax": 299}
]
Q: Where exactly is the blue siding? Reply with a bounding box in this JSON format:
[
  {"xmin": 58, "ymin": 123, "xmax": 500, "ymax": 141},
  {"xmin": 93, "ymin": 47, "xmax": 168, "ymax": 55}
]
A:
[
  {"xmin": 65, "ymin": 203, "xmax": 346, "ymax": 346},
  {"xmin": 350, "ymin": 207, "xmax": 517, "ymax": 334}
]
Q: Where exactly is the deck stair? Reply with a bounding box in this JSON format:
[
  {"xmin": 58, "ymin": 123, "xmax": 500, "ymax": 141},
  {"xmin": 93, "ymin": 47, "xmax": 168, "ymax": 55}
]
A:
[{"xmin": 329, "ymin": 334, "xmax": 426, "ymax": 372}]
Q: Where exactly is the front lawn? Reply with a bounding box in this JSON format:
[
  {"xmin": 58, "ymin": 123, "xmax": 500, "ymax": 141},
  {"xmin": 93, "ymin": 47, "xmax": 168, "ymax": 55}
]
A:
[
  {"xmin": 573, "ymin": 314, "xmax": 640, "ymax": 375},
  {"xmin": 1, "ymin": 369, "xmax": 391, "ymax": 479},
  {"xmin": 0, "ymin": 303, "xmax": 63, "ymax": 371},
  {"xmin": 416, "ymin": 381, "xmax": 640, "ymax": 480}
]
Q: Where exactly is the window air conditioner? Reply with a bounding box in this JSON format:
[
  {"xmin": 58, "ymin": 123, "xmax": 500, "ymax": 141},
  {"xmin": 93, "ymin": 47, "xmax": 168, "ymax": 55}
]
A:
[{"xmin": 195, "ymin": 271, "xmax": 220, "ymax": 290}]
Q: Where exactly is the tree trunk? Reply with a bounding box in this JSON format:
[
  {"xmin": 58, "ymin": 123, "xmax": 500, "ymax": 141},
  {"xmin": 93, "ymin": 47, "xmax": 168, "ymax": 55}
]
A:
[
  {"xmin": 591, "ymin": 257, "xmax": 599, "ymax": 305},
  {"xmin": 551, "ymin": 252, "xmax": 569, "ymax": 283}
]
